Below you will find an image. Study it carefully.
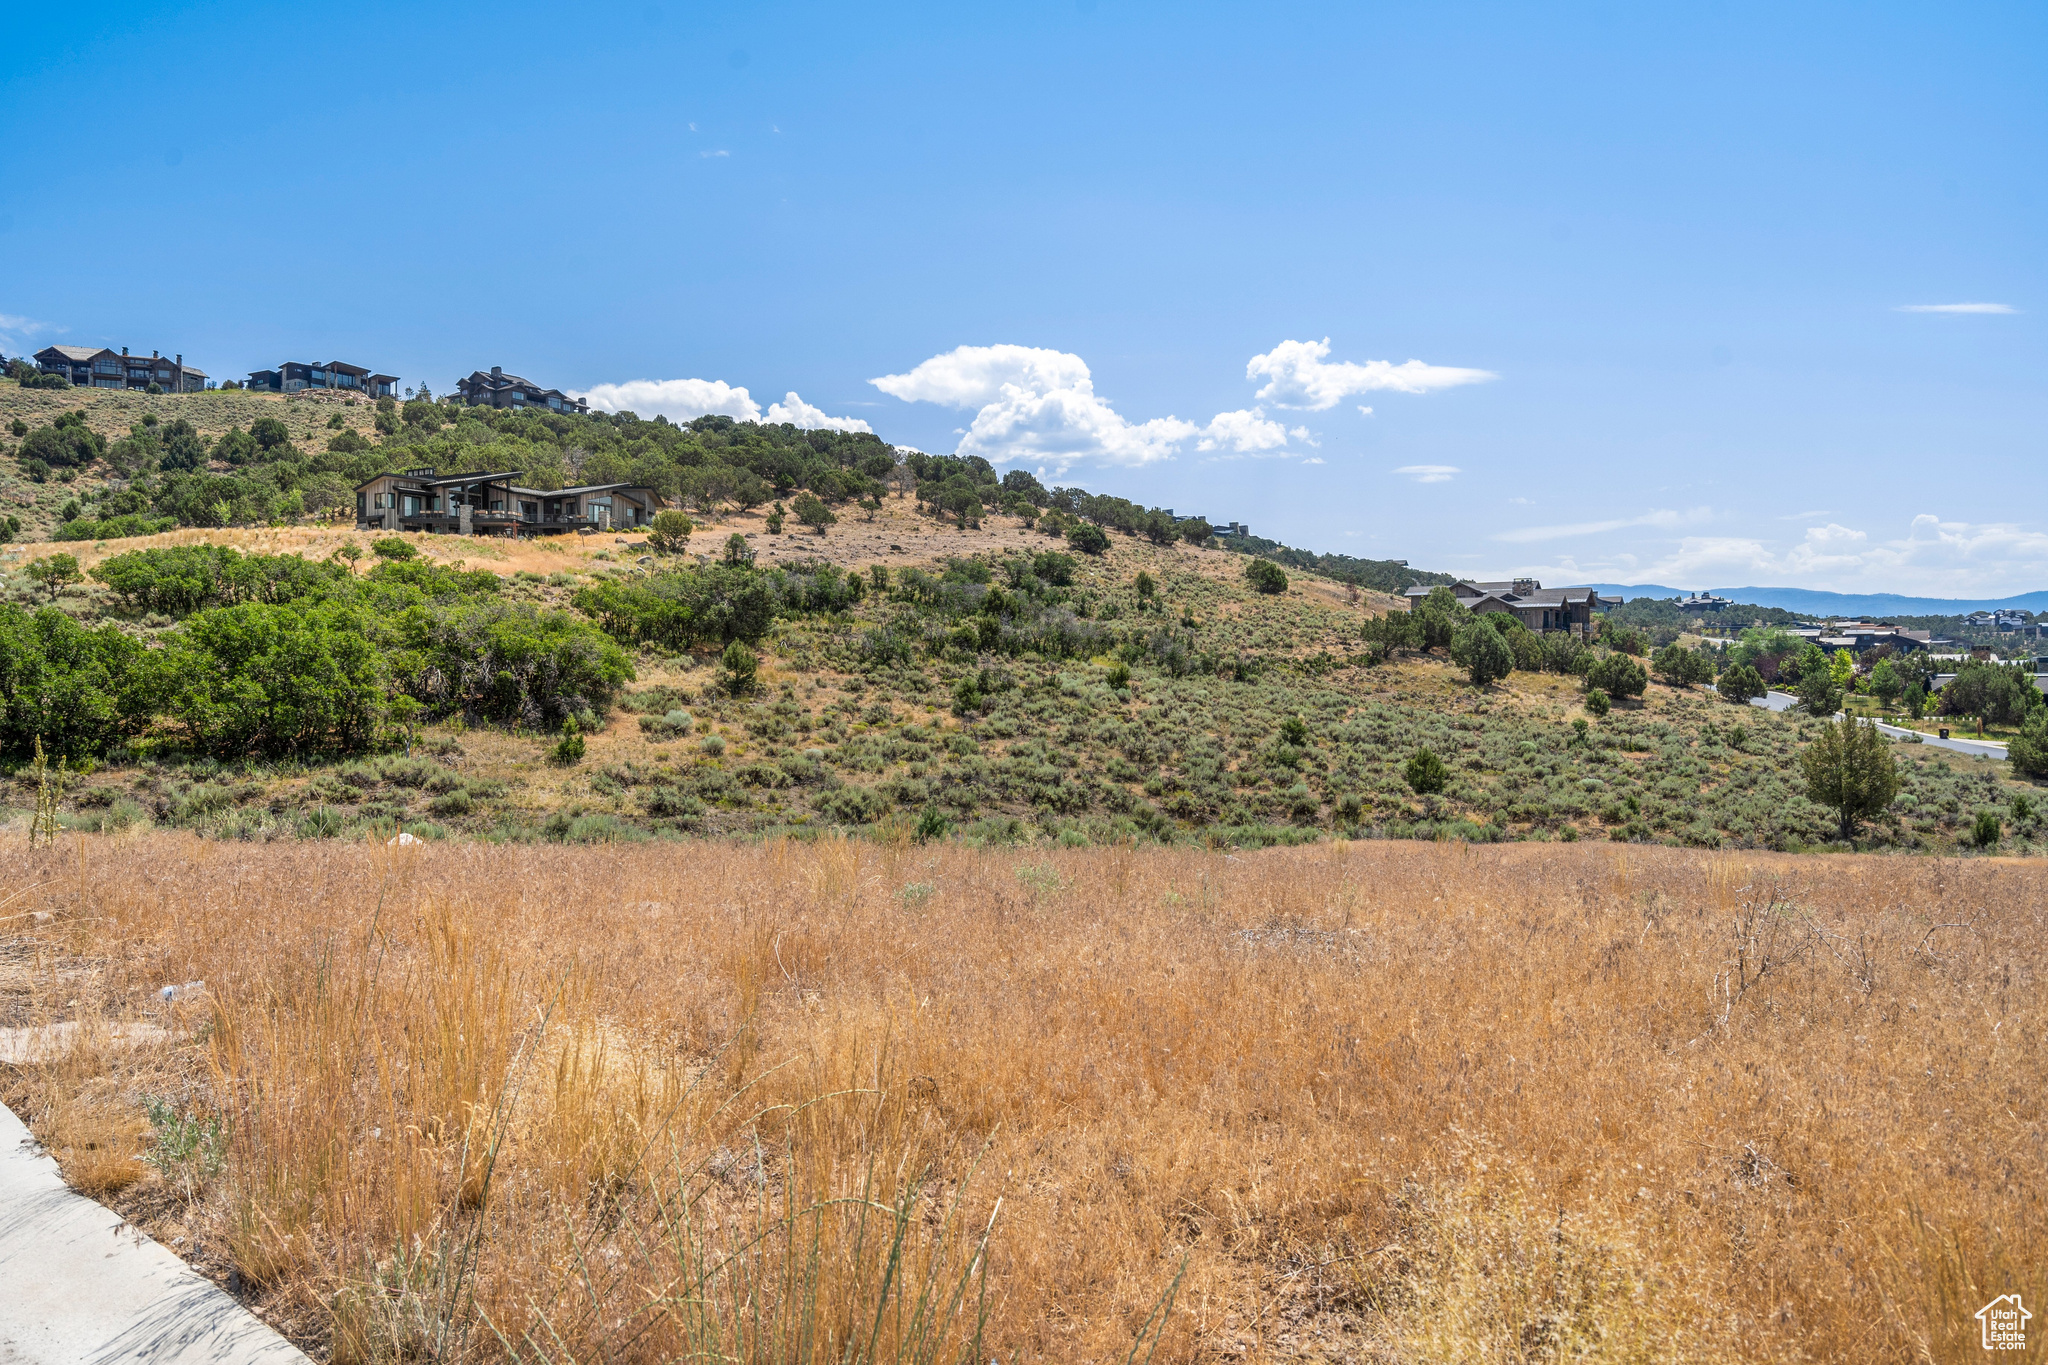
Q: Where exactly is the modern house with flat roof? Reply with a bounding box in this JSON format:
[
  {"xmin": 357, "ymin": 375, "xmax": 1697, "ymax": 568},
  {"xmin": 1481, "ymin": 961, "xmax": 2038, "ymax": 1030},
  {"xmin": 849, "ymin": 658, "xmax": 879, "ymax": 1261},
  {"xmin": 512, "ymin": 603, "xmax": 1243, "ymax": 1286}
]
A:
[
  {"xmin": 34, "ymin": 345, "xmax": 208, "ymax": 392},
  {"xmin": 246, "ymin": 361, "xmax": 399, "ymax": 398},
  {"xmin": 456, "ymin": 367, "xmax": 589, "ymax": 414},
  {"xmin": 354, "ymin": 468, "xmax": 665, "ymax": 536},
  {"xmin": 1402, "ymin": 578, "xmax": 1615, "ymax": 635}
]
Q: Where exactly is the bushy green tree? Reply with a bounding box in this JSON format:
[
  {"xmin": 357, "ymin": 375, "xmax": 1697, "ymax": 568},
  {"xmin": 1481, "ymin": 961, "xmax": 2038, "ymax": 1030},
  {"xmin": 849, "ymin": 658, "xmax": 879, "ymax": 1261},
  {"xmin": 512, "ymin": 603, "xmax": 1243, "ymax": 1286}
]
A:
[
  {"xmin": 1584, "ymin": 687, "xmax": 1611, "ymax": 717},
  {"xmin": 1718, "ymin": 661, "xmax": 1766, "ymax": 704},
  {"xmin": 26, "ymin": 554, "xmax": 82, "ymax": 602},
  {"xmin": 1939, "ymin": 662, "xmax": 2039, "ymax": 727},
  {"xmin": 1651, "ymin": 642, "xmax": 1715, "ymax": 688},
  {"xmin": 0, "ymin": 606, "xmax": 149, "ymax": 760},
  {"xmin": 1414, "ymin": 585, "xmax": 1466, "ymax": 650},
  {"xmin": 645, "ymin": 509, "xmax": 694, "ymax": 555},
  {"xmin": 1358, "ymin": 609, "xmax": 1421, "ymax": 663},
  {"xmin": 1244, "ymin": 558, "xmax": 1288, "ymax": 594},
  {"xmin": 1868, "ymin": 657, "xmax": 1903, "ymax": 704},
  {"xmin": 1585, "ymin": 651, "xmax": 1647, "ymax": 700},
  {"xmin": 1799, "ymin": 715, "xmax": 1900, "ymax": 841},
  {"xmin": 1067, "ymin": 523, "xmax": 1110, "ymax": 556},
  {"xmin": 792, "ymin": 491, "xmax": 836, "ymax": 534},
  {"xmin": 20, "ymin": 418, "xmax": 105, "ymax": 469},
  {"xmin": 389, "ymin": 600, "xmax": 634, "ymax": 727},
  {"xmin": 2007, "ymin": 708, "xmax": 2048, "ymax": 779},
  {"xmin": 371, "ymin": 536, "xmax": 417, "ymax": 561},
  {"xmin": 1451, "ymin": 620, "xmax": 1513, "ymax": 686},
  {"xmin": 92, "ymin": 545, "xmax": 348, "ymax": 616},
  {"xmin": 1796, "ymin": 665, "xmax": 1842, "ymax": 717},
  {"xmin": 719, "ymin": 640, "xmax": 759, "ymax": 695},
  {"xmin": 250, "ymin": 416, "xmax": 291, "ymax": 451},
  {"xmin": 1404, "ymin": 748, "xmax": 1448, "ymax": 795},
  {"xmin": 1032, "ymin": 551, "xmax": 1076, "ymax": 586},
  {"xmin": 148, "ymin": 602, "xmax": 387, "ymax": 758}
]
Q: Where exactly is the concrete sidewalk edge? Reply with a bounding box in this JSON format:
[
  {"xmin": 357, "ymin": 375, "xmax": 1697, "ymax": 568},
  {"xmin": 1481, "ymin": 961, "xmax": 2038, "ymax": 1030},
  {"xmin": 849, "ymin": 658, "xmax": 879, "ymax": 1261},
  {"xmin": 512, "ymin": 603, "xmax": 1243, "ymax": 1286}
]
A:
[{"xmin": 0, "ymin": 1101, "xmax": 310, "ymax": 1364}]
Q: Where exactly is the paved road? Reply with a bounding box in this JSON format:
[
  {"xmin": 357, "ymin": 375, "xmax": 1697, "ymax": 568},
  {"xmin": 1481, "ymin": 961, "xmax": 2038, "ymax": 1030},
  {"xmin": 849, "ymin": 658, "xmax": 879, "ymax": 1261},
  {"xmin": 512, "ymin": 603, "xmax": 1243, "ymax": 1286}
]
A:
[
  {"xmin": 1864, "ymin": 719, "xmax": 2008, "ymax": 760},
  {"xmin": 1707, "ymin": 686, "xmax": 2011, "ymax": 759},
  {"xmin": 0, "ymin": 1102, "xmax": 309, "ymax": 1365}
]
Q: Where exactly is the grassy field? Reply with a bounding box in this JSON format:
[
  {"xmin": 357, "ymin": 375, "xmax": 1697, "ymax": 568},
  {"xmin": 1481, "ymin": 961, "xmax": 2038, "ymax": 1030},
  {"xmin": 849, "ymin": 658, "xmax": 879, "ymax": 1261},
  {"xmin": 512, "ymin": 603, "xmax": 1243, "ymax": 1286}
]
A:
[{"xmin": 1, "ymin": 834, "xmax": 2040, "ymax": 1362}]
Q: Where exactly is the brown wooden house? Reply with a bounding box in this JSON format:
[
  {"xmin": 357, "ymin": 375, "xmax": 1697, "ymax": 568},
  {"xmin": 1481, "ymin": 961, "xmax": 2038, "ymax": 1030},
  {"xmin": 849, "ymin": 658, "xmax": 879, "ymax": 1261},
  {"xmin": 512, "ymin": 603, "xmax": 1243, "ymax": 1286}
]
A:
[{"xmin": 354, "ymin": 468, "xmax": 666, "ymax": 536}]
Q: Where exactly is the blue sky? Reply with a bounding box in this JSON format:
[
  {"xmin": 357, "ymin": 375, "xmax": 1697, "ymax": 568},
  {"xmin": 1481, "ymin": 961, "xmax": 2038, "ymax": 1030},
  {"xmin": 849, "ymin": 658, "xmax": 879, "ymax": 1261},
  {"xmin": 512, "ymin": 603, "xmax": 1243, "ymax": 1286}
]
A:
[{"xmin": 4, "ymin": 1, "xmax": 2043, "ymax": 596}]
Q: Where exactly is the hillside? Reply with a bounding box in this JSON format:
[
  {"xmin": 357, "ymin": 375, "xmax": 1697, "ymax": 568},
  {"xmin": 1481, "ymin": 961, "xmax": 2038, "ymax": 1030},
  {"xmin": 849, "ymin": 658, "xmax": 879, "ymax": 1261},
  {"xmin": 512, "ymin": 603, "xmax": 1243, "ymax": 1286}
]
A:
[{"xmin": 2, "ymin": 508, "xmax": 2036, "ymax": 856}]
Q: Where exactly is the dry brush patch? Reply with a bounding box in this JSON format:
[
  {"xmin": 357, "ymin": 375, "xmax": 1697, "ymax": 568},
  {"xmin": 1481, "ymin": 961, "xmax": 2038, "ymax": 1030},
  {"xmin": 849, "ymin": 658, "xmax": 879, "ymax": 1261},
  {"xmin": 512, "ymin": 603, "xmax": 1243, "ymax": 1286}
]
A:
[{"xmin": 1, "ymin": 834, "xmax": 2042, "ymax": 1363}]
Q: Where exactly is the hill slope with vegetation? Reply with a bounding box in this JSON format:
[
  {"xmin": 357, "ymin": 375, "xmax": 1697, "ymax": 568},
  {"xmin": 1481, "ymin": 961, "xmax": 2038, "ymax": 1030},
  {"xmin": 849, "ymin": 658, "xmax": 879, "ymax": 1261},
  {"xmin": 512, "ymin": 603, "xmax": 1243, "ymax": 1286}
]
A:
[{"xmin": 1, "ymin": 491, "xmax": 2038, "ymax": 853}]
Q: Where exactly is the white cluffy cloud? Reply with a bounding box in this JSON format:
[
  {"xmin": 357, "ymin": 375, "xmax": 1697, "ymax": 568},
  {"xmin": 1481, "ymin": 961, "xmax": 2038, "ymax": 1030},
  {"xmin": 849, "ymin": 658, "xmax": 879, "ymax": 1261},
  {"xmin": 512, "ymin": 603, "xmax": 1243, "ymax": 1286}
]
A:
[
  {"xmin": 1895, "ymin": 302, "xmax": 2017, "ymax": 314},
  {"xmin": 1395, "ymin": 465, "xmax": 1460, "ymax": 483},
  {"xmin": 579, "ymin": 378, "xmax": 762, "ymax": 421},
  {"xmin": 1508, "ymin": 515, "xmax": 2048, "ymax": 598},
  {"xmin": 1493, "ymin": 507, "xmax": 1713, "ymax": 544},
  {"xmin": 1246, "ymin": 337, "xmax": 1495, "ymax": 410},
  {"xmin": 1640, "ymin": 515, "xmax": 2048, "ymax": 594},
  {"xmin": 870, "ymin": 344, "xmax": 1295, "ymax": 469},
  {"xmin": 763, "ymin": 392, "xmax": 872, "ymax": 432},
  {"xmin": 0, "ymin": 311, "xmax": 54, "ymax": 352},
  {"xmin": 575, "ymin": 379, "xmax": 867, "ymax": 432}
]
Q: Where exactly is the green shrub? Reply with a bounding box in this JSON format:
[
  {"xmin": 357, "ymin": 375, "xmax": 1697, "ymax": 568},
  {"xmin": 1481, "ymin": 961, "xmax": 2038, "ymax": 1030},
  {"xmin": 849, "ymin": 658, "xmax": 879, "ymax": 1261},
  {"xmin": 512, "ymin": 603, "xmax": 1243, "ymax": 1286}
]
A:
[
  {"xmin": 1718, "ymin": 662, "xmax": 1766, "ymax": 705},
  {"xmin": 389, "ymin": 600, "xmax": 633, "ymax": 727},
  {"xmin": 370, "ymin": 537, "xmax": 417, "ymax": 561},
  {"xmin": 2010, "ymin": 709, "xmax": 2048, "ymax": 779},
  {"xmin": 792, "ymin": 492, "xmax": 836, "ymax": 534},
  {"xmin": 1405, "ymin": 748, "xmax": 1448, "ymax": 795},
  {"xmin": 719, "ymin": 641, "xmax": 759, "ymax": 695},
  {"xmin": 638, "ymin": 708, "xmax": 695, "ymax": 739},
  {"xmin": 1584, "ymin": 688, "xmax": 1611, "ymax": 717},
  {"xmin": 1451, "ymin": 621, "xmax": 1512, "ymax": 687},
  {"xmin": 646, "ymin": 509, "xmax": 694, "ymax": 555},
  {"xmin": 1066, "ymin": 523, "xmax": 1110, "ymax": 556},
  {"xmin": 550, "ymin": 717, "xmax": 586, "ymax": 765},
  {"xmin": 1800, "ymin": 715, "xmax": 1900, "ymax": 841},
  {"xmin": 0, "ymin": 605, "xmax": 149, "ymax": 761},
  {"xmin": 1585, "ymin": 652, "xmax": 1648, "ymax": 700},
  {"xmin": 148, "ymin": 602, "xmax": 388, "ymax": 758},
  {"xmin": 1244, "ymin": 559, "xmax": 1288, "ymax": 595},
  {"xmin": 428, "ymin": 788, "xmax": 475, "ymax": 817},
  {"xmin": 1972, "ymin": 809, "xmax": 2001, "ymax": 848}
]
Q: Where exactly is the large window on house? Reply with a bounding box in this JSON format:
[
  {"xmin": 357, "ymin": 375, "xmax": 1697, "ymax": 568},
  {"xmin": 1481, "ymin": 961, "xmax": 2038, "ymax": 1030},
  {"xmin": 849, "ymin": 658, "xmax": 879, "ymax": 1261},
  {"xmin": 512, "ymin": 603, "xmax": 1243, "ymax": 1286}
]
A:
[{"xmin": 94, "ymin": 358, "xmax": 120, "ymax": 374}]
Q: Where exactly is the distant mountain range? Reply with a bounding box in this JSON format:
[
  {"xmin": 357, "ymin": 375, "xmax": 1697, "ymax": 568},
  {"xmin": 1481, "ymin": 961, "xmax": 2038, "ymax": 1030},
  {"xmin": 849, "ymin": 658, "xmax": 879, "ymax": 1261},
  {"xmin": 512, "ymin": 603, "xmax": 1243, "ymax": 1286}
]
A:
[{"xmin": 1566, "ymin": 584, "xmax": 2048, "ymax": 617}]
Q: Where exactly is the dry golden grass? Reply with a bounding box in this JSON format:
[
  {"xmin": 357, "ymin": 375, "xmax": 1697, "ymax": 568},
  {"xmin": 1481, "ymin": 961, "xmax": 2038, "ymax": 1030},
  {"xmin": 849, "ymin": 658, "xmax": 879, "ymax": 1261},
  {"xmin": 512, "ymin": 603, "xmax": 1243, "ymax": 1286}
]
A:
[{"xmin": 3, "ymin": 834, "xmax": 2042, "ymax": 1363}]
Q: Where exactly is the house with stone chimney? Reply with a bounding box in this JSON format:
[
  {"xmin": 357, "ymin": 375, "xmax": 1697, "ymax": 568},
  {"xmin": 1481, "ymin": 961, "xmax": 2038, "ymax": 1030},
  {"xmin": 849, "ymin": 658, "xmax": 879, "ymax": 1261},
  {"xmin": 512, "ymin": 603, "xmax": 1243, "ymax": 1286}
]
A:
[
  {"xmin": 34, "ymin": 345, "xmax": 208, "ymax": 392},
  {"xmin": 1402, "ymin": 578, "xmax": 1614, "ymax": 635},
  {"xmin": 456, "ymin": 366, "xmax": 589, "ymax": 414}
]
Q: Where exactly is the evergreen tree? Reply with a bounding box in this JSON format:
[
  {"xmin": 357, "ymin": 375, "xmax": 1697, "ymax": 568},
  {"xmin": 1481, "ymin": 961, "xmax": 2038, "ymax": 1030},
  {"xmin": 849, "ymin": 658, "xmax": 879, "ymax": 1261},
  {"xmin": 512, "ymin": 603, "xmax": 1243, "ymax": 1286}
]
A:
[{"xmin": 1799, "ymin": 715, "xmax": 1900, "ymax": 841}]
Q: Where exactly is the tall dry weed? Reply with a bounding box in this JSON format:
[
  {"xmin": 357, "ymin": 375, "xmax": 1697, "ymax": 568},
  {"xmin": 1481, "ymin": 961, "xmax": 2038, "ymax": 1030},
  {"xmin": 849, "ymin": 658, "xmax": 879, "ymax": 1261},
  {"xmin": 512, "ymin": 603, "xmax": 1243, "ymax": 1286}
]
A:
[{"xmin": 2, "ymin": 833, "xmax": 2042, "ymax": 1362}]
